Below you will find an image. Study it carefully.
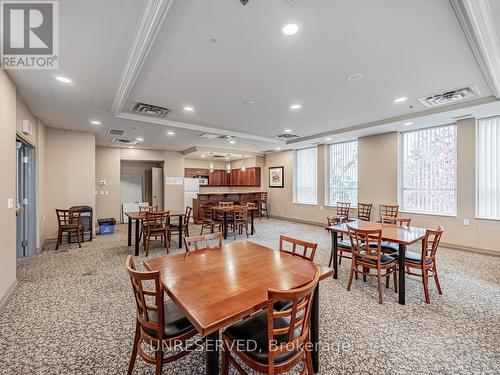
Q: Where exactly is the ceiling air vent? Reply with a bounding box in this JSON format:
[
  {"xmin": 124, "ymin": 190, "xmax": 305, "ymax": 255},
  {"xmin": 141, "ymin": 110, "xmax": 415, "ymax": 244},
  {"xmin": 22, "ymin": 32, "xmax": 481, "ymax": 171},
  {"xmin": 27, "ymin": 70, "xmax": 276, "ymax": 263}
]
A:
[
  {"xmin": 108, "ymin": 128, "xmax": 125, "ymax": 136},
  {"xmin": 200, "ymin": 133, "xmax": 221, "ymax": 139},
  {"xmin": 132, "ymin": 102, "xmax": 171, "ymax": 118},
  {"xmin": 275, "ymin": 133, "xmax": 299, "ymax": 140},
  {"xmin": 418, "ymin": 85, "xmax": 480, "ymax": 108},
  {"xmin": 111, "ymin": 138, "xmax": 138, "ymax": 146}
]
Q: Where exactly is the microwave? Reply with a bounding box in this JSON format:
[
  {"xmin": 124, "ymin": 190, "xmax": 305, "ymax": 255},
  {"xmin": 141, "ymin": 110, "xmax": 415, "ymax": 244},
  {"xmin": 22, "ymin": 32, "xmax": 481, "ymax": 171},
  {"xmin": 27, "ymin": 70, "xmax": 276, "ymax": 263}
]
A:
[{"xmin": 198, "ymin": 177, "xmax": 209, "ymax": 186}]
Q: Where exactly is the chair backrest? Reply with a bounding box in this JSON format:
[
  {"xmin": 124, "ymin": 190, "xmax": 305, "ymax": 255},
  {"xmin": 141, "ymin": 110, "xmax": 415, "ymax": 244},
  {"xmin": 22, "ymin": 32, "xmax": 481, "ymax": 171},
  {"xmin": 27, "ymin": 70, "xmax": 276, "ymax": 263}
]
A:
[
  {"xmin": 279, "ymin": 235, "xmax": 317, "ymax": 262},
  {"xmin": 383, "ymin": 217, "xmax": 411, "ymax": 227},
  {"xmin": 326, "ymin": 216, "xmax": 337, "ymax": 227},
  {"xmin": 219, "ymin": 201, "xmax": 234, "ymax": 207},
  {"xmin": 56, "ymin": 208, "xmax": 81, "ymax": 227},
  {"xmin": 144, "ymin": 211, "xmax": 169, "ymax": 232},
  {"xmin": 184, "ymin": 206, "xmax": 193, "ymax": 226},
  {"xmin": 266, "ymin": 266, "xmax": 320, "ymax": 368},
  {"xmin": 336, "ymin": 202, "xmax": 350, "ymax": 217},
  {"xmin": 379, "ymin": 204, "xmax": 399, "ymax": 221},
  {"xmin": 357, "ymin": 203, "xmax": 372, "ymax": 221},
  {"xmin": 347, "ymin": 225, "xmax": 383, "ymax": 264},
  {"xmin": 201, "ymin": 205, "xmax": 213, "ymax": 222},
  {"xmin": 125, "ymin": 256, "xmax": 164, "ymax": 340},
  {"xmin": 233, "ymin": 207, "xmax": 248, "ymax": 221},
  {"xmin": 422, "ymin": 226, "xmax": 443, "ymax": 261},
  {"xmin": 184, "ymin": 232, "xmax": 223, "ymax": 252},
  {"xmin": 246, "ymin": 202, "xmax": 257, "ymax": 209},
  {"xmin": 139, "ymin": 205, "xmax": 159, "ymax": 212}
]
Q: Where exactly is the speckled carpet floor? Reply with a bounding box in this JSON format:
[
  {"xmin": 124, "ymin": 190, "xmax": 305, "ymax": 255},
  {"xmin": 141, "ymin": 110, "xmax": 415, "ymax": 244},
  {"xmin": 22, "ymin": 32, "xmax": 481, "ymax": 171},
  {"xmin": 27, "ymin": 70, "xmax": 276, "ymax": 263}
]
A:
[{"xmin": 1, "ymin": 219, "xmax": 499, "ymax": 374}]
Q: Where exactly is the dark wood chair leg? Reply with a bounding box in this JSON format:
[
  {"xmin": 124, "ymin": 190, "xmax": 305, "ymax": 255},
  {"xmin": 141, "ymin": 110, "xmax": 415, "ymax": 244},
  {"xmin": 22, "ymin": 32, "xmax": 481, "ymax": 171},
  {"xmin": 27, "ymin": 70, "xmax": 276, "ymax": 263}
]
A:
[
  {"xmin": 338, "ymin": 250, "xmax": 343, "ymax": 265},
  {"xmin": 221, "ymin": 346, "xmax": 230, "ymax": 375},
  {"xmin": 155, "ymin": 347, "xmax": 163, "ymax": 375},
  {"xmin": 305, "ymin": 349, "xmax": 314, "ymax": 375},
  {"xmin": 347, "ymin": 263, "xmax": 355, "ymax": 291},
  {"xmin": 423, "ymin": 269, "xmax": 430, "ymax": 304},
  {"xmin": 377, "ymin": 270, "xmax": 383, "ymax": 304},
  {"xmin": 128, "ymin": 321, "xmax": 140, "ymax": 375},
  {"xmin": 433, "ymin": 265, "xmax": 443, "ymax": 295},
  {"xmin": 55, "ymin": 229, "xmax": 61, "ymax": 250},
  {"xmin": 393, "ymin": 267, "xmax": 398, "ymax": 293}
]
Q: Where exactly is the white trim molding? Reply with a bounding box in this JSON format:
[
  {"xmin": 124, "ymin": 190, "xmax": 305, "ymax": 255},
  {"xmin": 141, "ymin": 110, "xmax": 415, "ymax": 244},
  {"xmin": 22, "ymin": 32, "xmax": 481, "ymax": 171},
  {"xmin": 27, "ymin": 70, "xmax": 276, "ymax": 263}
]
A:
[
  {"xmin": 0, "ymin": 279, "xmax": 18, "ymax": 311},
  {"xmin": 451, "ymin": 0, "xmax": 500, "ymax": 99}
]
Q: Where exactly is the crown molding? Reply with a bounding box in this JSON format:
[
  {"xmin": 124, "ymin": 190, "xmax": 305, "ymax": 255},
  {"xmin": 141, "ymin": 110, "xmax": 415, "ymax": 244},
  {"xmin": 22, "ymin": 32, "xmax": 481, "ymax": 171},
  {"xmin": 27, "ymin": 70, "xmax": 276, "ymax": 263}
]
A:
[
  {"xmin": 116, "ymin": 112, "xmax": 283, "ymax": 144},
  {"xmin": 111, "ymin": 0, "xmax": 174, "ymax": 116},
  {"xmin": 451, "ymin": 0, "xmax": 500, "ymax": 99}
]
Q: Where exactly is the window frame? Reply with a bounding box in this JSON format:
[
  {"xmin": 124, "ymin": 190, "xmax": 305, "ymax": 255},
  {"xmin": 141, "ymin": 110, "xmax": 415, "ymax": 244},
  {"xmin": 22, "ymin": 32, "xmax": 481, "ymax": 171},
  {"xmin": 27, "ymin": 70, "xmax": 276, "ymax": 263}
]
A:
[
  {"xmin": 326, "ymin": 140, "xmax": 358, "ymax": 208},
  {"xmin": 475, "ymin": 116, "xmax": 500, "ymax": 221},
  {"xmin": 398, "ymin": 123, "xmax": 458, "ymax": 217},
  {"xmin": 293, "ymin": 146, "xmax": 318, "ymax": 205}
]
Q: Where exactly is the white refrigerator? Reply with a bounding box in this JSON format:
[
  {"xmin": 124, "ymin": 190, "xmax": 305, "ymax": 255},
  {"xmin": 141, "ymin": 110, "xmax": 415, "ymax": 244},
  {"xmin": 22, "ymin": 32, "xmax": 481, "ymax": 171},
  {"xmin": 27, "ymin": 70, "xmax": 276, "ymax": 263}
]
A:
[{"xmin": 184, "ymin": 178, "xmax": 200, "ymax": 213}]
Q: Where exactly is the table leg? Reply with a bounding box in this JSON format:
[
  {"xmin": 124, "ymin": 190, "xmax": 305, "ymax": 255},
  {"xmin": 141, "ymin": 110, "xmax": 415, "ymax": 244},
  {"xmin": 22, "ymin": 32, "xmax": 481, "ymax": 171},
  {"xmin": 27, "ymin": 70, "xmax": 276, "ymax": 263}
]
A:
[
  {"xmin": 127, "ymin": 218, "xmax": 132, "ymax": 246},
  {"xmin": 135, "ymin": 219, "xmax": 140, "ymax": 256},
  {"xmin": 311, "ymin": 283, "xmax": 320, "ymax": 373},
  {"xmin": 178, "ymin": 215, "xmax": 183, "ymax": 249},
  {"xmin": 398, "ymin": 243, "xmax": 406, "ymax": 305},
  {"xmin": 206, "ymin": 331, "xmax": 219, "ymax": 375},
  {"xmin": 223, "ymin": 211, "xmax": 228, "ymax": 240},
  {"xmin": 250, "ymin": 209, "xmax": 255, "ymax": 235},
  {"xmin": 329, "ymin": 231, "xmax": 338, "ymax": 279}
]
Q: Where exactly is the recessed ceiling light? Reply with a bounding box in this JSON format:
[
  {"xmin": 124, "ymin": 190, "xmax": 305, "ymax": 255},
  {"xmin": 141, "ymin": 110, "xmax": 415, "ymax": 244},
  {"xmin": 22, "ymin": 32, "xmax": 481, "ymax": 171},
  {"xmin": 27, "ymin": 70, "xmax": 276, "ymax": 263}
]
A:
[
  {"xmin": 128, "ymin": 146, "xmax": 134, "ymax": 149},
  {"xmin": 275, "ymin": 147, "xmax": 281, "ymax": 150},
  {"xmin": 290, "ymin": 104, "xmax": 302, "ymax": 110},
  {"xmin": 403, "ymin": 121, "xmax": 414, "ymax": 126},
  {"xmin": 229, "ymin": 140, "xmax": 236, "ymax": 144},
  {"xmin": 284, "ymin": 129, "xmax": 292, "ymax": 133},
  {"xmin": 55, "ymin": 76, "xmax": 72, "ymax": 83},
  {"xmin": 281, "ymin": 23, "xmax": 300, "ymax": 36},
  {"xmin": 90, "ymin": 120, "xmax": 101, "ymax": 125},
  {"xmin": 183, "ymin": 106, "xmax": 194, "ymax": 112},
  {"xmin": 201, "ymin": 154, "xmax": 206, "ymax": 158},
  {"xmin": 346, "ymin": 73, "xmax": 364, "ymax": 82},
  {"xmin": 393, "ymin": 97, "xmax": 408, "ymax": 103},
  {"xmin": 167, "ymin": 131, "xmax": 175, "ymax": 136},
  {"xmin": 244, "ymin": 100, "xmax": 255, "ymax": 105},
  {"xmin": 136, "ymin": 137, "xmax": 144, "ymax": 142},
  {"xmin": 325, "ymin": 137, "xmax": 332, "ymax": 141},
  {"xmin": 225, "ymin": 157, "xmax": 229, "ymax": 160}
]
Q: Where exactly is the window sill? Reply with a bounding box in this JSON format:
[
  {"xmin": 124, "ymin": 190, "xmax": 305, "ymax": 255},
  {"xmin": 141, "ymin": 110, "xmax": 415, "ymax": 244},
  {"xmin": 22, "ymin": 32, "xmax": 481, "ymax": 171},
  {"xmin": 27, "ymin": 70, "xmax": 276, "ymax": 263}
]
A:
[
  {"xmin": 324, "ymin": 204, "xmax": 358, "ymax": 209},
  {"xmin": 474, "ymin": 216, "xmax": 500, "ymax": 222},
  {"xmin": 398, "ymin": 210, "xmax": 457, "ymax": 218},
  {"xmin": 293, "ymin": 202, "xmax": 318, "ymax": 207}
]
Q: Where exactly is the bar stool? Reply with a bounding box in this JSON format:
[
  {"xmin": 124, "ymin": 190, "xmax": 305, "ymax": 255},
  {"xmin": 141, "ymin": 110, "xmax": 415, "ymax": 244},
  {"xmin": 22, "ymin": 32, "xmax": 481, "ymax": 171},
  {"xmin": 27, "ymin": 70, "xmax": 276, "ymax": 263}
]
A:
[{"xmin": 259, "ymin": 192, "xmax": 269, "ymax": 219}]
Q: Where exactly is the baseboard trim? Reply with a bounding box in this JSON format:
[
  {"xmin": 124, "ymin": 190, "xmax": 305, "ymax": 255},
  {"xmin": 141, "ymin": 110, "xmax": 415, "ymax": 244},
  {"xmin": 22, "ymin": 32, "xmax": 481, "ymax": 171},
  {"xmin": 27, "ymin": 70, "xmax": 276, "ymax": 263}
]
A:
[
  {"xmin": 268, "ymin": 215, "xmax": 500, "ymax": 257},
  {"xmin": 0, "ymin": 279, "xmax": 18, "ymax": 311}
]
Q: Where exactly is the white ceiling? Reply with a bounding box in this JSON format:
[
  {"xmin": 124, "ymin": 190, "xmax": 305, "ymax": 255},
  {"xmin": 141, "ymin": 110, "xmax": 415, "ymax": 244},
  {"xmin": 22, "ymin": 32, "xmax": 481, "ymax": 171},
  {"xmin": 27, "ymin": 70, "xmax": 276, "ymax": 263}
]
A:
[{"xmin": 7, "ymin": 0, "xmax": 500, "ymax": 156}]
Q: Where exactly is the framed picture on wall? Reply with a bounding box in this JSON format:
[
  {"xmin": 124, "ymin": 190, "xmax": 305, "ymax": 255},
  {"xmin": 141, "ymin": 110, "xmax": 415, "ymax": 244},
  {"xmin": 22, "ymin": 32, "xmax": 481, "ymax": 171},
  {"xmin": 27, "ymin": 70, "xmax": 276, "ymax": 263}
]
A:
[{"xmin": 269, "ymin": 166, "xmax": 284, "ymax": 188}]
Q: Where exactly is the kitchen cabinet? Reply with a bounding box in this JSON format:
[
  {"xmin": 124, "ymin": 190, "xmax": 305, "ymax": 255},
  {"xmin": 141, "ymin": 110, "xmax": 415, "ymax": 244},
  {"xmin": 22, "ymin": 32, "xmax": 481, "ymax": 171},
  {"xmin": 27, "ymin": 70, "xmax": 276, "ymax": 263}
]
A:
[{"xmin": 185, "ymin": 167, "xmax": 261, "ymax": 187}]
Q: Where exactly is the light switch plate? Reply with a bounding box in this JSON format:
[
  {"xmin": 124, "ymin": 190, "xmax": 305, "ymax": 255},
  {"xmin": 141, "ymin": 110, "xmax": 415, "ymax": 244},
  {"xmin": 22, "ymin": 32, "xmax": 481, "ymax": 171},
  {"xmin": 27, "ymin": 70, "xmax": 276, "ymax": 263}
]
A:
[
  {"xmin": 463, "ymin": 219, "xmax": 470, "ymax": 226},
  {"xmin": 7, "ymin": 198, "xmax": 14, "ymax": 209}
]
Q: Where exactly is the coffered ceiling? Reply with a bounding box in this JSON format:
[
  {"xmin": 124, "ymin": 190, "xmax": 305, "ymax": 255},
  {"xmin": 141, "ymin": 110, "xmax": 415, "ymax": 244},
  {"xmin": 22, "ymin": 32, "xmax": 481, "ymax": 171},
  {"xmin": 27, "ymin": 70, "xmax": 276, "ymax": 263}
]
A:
[{"xmin": 7, "ymin": 0, "xmax": 500, "ymax": 155}]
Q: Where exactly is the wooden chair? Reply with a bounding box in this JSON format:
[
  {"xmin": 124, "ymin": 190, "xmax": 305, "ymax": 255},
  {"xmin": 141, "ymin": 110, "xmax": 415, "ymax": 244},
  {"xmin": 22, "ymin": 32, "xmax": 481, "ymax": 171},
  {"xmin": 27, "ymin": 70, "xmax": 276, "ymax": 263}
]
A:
[
  {"xmin": 357, "ymin": 203, "xmax": 372, "ymax": 221},
  {"xmin": 279, "ymin": 235, "xmax": 317, "ymax": 262},
  {"xmin": 125, "ymin": 256, "xmax": 198, "ymax": 375},
  {"xmin": 346, "ymin": 226, "xmax": 398, "ymax": 304},
  {"xmin": 200, "ymin": 205, "xmax": 222, "ymax": 235},
  {"xmin": 168, "ymin": 206, "xmax": 192, "ymax": 246},
  {"xmin": 143, "ymin": 211, "xmax": 170, "ymax": 257},
  {"xmin": 380, "ymin": 217, "xmax": 412, "ymax": 254},
  {"xmin": 219, "ymin": 201, "xmax": 234, "ymax": 207},
  {"xmin": 55, "ymin": 208, "xmax": 84, "ymax": 250},
  {"xmin": 184, "ymin": 232, "xmax": 223, "ymax": 252},
  {"xmin": 391, "ymin": 226, "xmax": 444, "ymax": 304},
  {"xmin": 222, "ymin": 267, "xmax": 320, "ymax": 375},
  {"xmin": 379, "ymin": 204, "xmax": 399, "ymax": 222},
  {"xmin": 326, "ymin": 216, "xmax": 352, "ymax": 266},
  {"xmin": 229, "ymin": 206, "xmax": 249, "ymax": 239},
  {"xmin": 259, "ymin": 192, "xmax": 269, "ymax": 219}
]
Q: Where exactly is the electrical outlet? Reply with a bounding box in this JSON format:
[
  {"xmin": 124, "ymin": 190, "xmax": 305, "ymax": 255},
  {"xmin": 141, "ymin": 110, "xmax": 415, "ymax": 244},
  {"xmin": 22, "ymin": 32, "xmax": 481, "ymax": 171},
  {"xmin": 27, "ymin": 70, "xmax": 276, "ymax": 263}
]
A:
[
  {"xmin": 463, "ymin": 219, "xmax": 470, "ymax": 226},
  {"xmin": 7, "ymin": 198, "xmax": 14, "ymax": 209}
]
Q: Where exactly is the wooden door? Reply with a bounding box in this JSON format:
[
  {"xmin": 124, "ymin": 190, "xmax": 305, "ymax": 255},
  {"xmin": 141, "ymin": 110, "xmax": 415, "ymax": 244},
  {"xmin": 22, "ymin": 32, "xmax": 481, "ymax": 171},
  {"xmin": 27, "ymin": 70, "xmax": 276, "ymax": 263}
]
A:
[{"xmin": 152, "ymin": 167, "xmax": 163, "ymax": 209}]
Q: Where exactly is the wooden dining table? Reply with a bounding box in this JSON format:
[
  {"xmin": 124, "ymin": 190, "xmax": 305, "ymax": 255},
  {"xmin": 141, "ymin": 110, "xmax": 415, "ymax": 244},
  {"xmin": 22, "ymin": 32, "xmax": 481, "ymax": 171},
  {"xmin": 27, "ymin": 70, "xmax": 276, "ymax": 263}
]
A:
[
  {"xmin": 124, "ymin": 211, "xmax": 185, "ymax": 256},
  {"xmin": 211, "ymin": 205, "xmax": 258, "ymax": 239},
  {"xmin": 144, "ymin": 240, "xmax": 334, "ymax": 375},
  {"xmin": 326, "ymin": 220, "xmax": 427, "ymax": 305}
]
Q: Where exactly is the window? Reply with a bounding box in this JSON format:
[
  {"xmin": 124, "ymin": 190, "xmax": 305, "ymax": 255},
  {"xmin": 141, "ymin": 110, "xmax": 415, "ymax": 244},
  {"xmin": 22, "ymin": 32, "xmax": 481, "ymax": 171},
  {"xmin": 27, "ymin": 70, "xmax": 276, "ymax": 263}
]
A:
[
  {"xmin": 328, "ymin": 141, "xmax": 358, "ymax": 206},
  {"xmin": 476, "ymin": 117, "xmax": 500, "ymax": 219},
  {"xmin": 294, "ymin": 147, "xmax": 317, "ymax": 204},
  {"xmin": 400, "ymin": 125, "xmax": 457, "ymax": 215}
]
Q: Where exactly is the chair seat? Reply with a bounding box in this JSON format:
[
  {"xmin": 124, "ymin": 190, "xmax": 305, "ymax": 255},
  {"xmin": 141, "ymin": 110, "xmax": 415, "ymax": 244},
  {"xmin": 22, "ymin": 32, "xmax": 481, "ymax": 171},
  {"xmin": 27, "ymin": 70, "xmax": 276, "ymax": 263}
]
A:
[
  {"xmin": 380, "ymin": 241, "xmax": 399, "ymax": 253},
  {"xmin": 355, "ymin": 253, "xmax": 396, "ymax": 265},
  {"xmin": 224, "ymin": 310, "xmax": 299, "ymax": 365},
  {"xmin": 61, "ymin": 224, "xmax": 83, "ymax": 230},
  {"xmin": 145, "ymin": 300, "xmax": 195, "ymax": 339},
  {"xmin": 337, "ymin": 239, "xmax": 352, "ymax": 249},
  {"xmin": 390, "ymin": 251, "xmax": 432, "ymax": 265}
]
